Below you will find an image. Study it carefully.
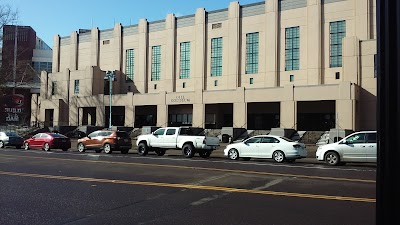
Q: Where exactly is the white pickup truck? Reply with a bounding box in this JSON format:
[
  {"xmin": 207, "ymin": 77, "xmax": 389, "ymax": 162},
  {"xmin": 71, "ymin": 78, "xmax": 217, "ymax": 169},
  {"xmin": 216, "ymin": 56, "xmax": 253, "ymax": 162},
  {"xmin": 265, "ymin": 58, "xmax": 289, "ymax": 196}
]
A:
[{"xmin": 136, "ymin": 127, "xmax": 220, "ymax": 158}]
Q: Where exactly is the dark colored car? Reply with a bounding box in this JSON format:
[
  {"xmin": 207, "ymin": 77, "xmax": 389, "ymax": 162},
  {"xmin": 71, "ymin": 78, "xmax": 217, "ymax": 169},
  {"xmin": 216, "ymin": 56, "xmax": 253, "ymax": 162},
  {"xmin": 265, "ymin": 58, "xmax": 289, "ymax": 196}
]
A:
[
  {"xmin": 0, "ymin": 131, "xmax": 24, "ymax": 149},
  {"xmin": 77, "ymin": 130, "xmax": 131, "ymax": 154},
  {"xmin": 24, "ymin": 132, "xmax": 71, "ymax": 152}
]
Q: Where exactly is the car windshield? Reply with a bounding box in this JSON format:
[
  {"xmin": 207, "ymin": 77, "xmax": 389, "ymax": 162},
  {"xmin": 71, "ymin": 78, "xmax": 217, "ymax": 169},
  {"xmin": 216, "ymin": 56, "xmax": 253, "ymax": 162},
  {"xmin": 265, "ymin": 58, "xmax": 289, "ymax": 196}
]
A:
[{"xmin": 5, "ymin": 132, "xmax": 18, "ymax": 137}]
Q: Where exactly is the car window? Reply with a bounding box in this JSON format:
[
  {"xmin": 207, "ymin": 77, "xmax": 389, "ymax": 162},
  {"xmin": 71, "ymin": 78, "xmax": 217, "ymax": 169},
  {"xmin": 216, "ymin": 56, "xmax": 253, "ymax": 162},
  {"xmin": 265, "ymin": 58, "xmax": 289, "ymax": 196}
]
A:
[
  {"xmin": 346, "ymin": 133, "xmax": 366, "ymax": 144},
  {"xmin": 166, "ymin": 129, "xmax": 176, "ymax": 135},
  {"xmin": 116, "ymin": 131, "xmax": 129, "ymax": 138},
  {"xmin": 99, "ymin": 131, "xmax": 113, "ymax": 137},
  {"xmin": 154, "ymin": 129, "xmax": 165, "ymax": 136},
  {"xmin": 245, "ymin": 137, "xmax": 262, "ymax": 144},
  {"xmin": 88, "ymin": 132, "xmax": 99, "ymax": 138},
  {"xmin": 41, "ymin": 134, "xmax": 50, "ymax": 138},
  {"xmin": 5, "ymin": 132, "xmax": 18, "ymax": 137},
  {"xmin": 366, "ymin": 133, "xmax": 377, "ymax": 143},
  {"xmin": 32, "ymin": 133, "xmax": 41, "ymax": 139},
  {"xmin": 279, "ymin": 137, "xmax": 294, "ymax": 142},
  {"xmin": 262, "ymin": 137, "xmax": 279, "ymax": 143},
  {"xmin": 50, "ymin": 133, "xmax": 67, "ymax": 138}
]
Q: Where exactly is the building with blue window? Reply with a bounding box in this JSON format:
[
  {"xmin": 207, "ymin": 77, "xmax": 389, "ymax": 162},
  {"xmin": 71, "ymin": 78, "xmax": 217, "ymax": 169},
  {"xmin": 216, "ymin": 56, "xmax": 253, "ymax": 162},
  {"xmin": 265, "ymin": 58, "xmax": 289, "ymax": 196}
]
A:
[{"xmin": 33, "ymin": 0, "xmax": 376, "ymax": 132}]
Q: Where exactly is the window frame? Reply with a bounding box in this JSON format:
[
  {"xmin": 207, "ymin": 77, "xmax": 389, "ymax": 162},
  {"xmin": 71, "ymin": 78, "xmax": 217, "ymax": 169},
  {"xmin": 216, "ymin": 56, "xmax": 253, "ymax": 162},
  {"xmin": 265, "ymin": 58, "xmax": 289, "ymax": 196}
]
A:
[
  {"xmin": 125, "ymin": 49, "xmax": 135, "ymax": 82},
  {"xmin": 329, "ymin": 20, "xmax": 346, "ymax": 68},
  {"xmin": 179, "ymin": 42, "xmax": 191, "ymax": 79},
  {"xmin": 246, "ymin": 32, "xmax": 259, "ymax": 74},
  {"xmin": 74, "ymin": 80, "xmax": 80, "ymax": 94},
  {"xmin": 151, "ymin": 45, "xmax": 161, "ymax": 81},
  {"xmin": 285, "ymin": 26, "xmax": 300, "ymax": 71},
  {"xmin": 211, "ymin": 37, "xmax": 223, "ymax": 77}
]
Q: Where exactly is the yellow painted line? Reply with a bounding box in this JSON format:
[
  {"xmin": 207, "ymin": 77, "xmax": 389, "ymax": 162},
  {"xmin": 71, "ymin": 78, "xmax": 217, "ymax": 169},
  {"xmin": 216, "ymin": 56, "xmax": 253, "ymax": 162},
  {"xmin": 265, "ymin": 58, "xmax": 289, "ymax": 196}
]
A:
[
  {"xmin": 0, "ymin": 154, "xmax": 376, "ymax": 184},
  {"xmin": 0, "ymin": 170, "xmax": 375, "ymax": 203}
]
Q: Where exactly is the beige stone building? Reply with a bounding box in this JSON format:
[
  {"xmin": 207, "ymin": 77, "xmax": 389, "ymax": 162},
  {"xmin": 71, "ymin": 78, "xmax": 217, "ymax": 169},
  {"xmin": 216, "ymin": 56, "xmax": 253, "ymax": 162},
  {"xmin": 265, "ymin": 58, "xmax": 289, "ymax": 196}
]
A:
[{"xmin": 31, "ymin": 0, "xmax": 377, "ymax": 132}]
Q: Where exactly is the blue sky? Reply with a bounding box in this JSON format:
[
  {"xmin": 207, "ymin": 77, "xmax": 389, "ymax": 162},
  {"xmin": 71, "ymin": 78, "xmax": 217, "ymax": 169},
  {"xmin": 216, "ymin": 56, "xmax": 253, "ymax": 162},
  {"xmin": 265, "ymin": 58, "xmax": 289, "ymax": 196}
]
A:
[{"xmin": 3, "ymin": 0, "xmax": 262, "ymax": 48}]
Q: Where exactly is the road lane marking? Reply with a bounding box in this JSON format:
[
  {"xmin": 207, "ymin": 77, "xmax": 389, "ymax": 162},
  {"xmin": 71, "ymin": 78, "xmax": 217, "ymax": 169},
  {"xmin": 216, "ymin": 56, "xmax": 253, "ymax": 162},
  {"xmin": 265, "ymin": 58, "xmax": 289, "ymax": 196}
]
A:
[
  {"xmin": 0, "ymin": 170, "xmax": 375, "ymax": 203},
  {"xmin": 253, "ymin": 179, "xmax": 284, "ymax": 191},
  {"xmin": 0, "ymin": 154, "xmax": 375, "ymax": 184}
]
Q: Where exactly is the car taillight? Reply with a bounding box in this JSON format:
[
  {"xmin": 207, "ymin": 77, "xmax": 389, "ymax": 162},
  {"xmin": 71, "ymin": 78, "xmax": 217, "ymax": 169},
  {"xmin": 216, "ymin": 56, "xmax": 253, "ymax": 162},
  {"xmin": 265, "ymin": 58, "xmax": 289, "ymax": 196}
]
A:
[{"xmin": 293, "ymin": 144, "xmax": 302, "ymax": 149}]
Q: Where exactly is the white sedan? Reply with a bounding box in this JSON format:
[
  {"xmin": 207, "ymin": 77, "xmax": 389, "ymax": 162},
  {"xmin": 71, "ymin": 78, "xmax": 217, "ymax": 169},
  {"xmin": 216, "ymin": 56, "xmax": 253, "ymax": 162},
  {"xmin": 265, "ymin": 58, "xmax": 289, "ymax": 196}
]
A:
[{"xmin": 223, "ymin": 135, "xmax": 307, "ymax": 163}]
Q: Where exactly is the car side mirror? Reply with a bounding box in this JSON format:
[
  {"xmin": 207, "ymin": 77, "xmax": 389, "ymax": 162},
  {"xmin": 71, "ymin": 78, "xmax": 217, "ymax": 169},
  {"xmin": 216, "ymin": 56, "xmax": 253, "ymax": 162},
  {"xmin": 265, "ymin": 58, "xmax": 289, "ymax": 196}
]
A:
[
  {"xmin": 88, "ymin": 136, "xmax": 91, "ymax": 139},
  {"xmin": 341, "ymin": 140, "xmax": 347, "ymax": 144}
]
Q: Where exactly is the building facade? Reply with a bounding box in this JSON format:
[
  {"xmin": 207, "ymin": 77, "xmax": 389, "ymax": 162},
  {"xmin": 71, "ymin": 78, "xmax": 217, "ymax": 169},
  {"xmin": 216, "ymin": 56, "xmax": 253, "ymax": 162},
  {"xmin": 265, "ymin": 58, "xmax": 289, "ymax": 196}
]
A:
[
  {"xmin": 33, "ymin": 0, "xmax": 377, "ymax": 131},
  {"xmin": 1, "ymin": 25, "xmax": 52, "ymax": 125}
]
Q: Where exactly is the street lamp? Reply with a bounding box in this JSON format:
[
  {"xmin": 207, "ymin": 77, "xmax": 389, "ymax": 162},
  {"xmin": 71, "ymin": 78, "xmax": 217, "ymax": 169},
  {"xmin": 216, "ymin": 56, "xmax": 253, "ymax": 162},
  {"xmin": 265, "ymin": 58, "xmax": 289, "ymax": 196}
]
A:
[{"xmin": 104, "ymin": 71, "xmax": 116, "ymax": 129}]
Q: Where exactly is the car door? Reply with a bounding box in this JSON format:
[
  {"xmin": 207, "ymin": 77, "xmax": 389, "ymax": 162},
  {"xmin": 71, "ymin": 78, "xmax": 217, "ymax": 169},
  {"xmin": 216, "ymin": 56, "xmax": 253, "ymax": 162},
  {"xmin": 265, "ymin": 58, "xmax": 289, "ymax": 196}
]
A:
[
  {"xmin": 164, "ymin": 128, "xmax": 177, "ymax": 148},
  {"xmin": 365, "ymin": 132, "xmax": 377, "ymax": 163},
  {"xmin": 339, "ymin": 133, "xmax": 367, "ymax": 162},
  {"xmin": 259, "ymin": 137, "xmax": 279, "ymax": 158},
  {"xmin": 240, "ymin": 137, "xmax": 262, "ymax": 157},
  {"xmin": 37, "ymin": 133, "xmax": 49, "ymax": 148},
  {"xmin": 29, "ymin": 133, "xmax": 42, "ymax": 148},
  {"xmin": 149, "ymin": 128, "xmax": 166, "ymax": 148},
  {"xmin": 86, "ymin": 131, "xmax": 100, "ymax": 148}
]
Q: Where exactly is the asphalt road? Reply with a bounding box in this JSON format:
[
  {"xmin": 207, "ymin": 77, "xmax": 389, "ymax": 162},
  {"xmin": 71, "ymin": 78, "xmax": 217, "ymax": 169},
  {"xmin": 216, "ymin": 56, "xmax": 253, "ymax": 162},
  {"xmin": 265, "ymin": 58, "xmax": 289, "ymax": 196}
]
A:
[{"xmin": 0, "ymin": 147, "xmax": 376, "ymax": 225}]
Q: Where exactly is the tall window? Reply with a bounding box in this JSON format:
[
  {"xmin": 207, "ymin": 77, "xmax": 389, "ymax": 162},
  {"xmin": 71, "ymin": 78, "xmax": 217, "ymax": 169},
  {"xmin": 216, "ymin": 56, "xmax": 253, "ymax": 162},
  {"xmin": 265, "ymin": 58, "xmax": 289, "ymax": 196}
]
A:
[
  {"xmin": 246, "ymin": 32, "xmax": 259, "ymax": 74},
  {"xmin": 126, "ymin": 49, "xmax": 134, "ymax": 81},
  {"xmin": 51, "ymin": 81, "xmax": 57, "ymax": 95},
  {"xmin": 330, "ymin": 20, "xmax": 346, "ymax": 68},
  {"xmin": 211, "ymin": 37, "xmax": 223, "ymax": 77},
  {"xmin": 285, "ymin": 26, "xmax": 300, "ymax": 71},
  {"xmin": 74, "ymin": 80, "xmax": 79, "ymax": 94},
  {"xmin": 180, "ymin": 42, "xmax": 190, "ymax": 79},
  {"xmin": 151, "ymin": 46, "xmax": 161, "ymax": 81}
]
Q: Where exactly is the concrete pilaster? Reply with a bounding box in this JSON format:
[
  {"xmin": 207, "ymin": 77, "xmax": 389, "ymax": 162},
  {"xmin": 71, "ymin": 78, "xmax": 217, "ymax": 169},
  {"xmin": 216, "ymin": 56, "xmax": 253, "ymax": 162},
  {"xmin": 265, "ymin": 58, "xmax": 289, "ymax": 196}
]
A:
[
  {"xmin": 165, "ymin": 14, "xmax": 176, "ymax": 93},
  {"xmin": 96, "ymin": 105, "xmax": 105, "ymax": 127},
  {"xmin": 78, "ymin": 107, "xmax": 83, "ymax": 126},
  {"xmin": 157, "ymin": 104, "xmax": 168, "ymax": 127},
  {"xmin": 113, "ymin": 23, "xmax": 122, "ymax": 71},
  {"xmin": 91, "ymin": 28, "xmax": 99, "ymax": 66},
  {"xmin": 307, "ymin": 0, "xmax": 322, "ymax": 85},
  {"xmin": 52, "ymin": 35, "xmax": 60, "ymax": 73},
  {"xmin": 343, "ymin": 36, "xmax": 360, "ymax": 85},
  {"xmin": 137, "ymin": 19, "xmax": 149, "ymax": 94},
  {"xmin": 227, "ymin": 2, "xmax": 240, "ymax": 89},
  {"xmin": 194, "ymin": 8, "xmax": 206, "ymax": 91},
  {"xmin": 192, "ymin": 103, "xmax": 205, "ymax": 127},
  {"xmin": 336, "ymin": 99, "xmax": 355, "ymax": 130},
  {"xmin": 265, "ymin": 0, "xmax": 279, "ymax": 87},
  {"xmin": 233, "ymin": 102, "xmax": 247, "ymax": 128},
  {"xmin": 70, "ymin": 32, "xmax": 78, "ymax": 71},
  {"xmin": 355, "ymin": 0, "xmax": 371, "ymax": 40}
]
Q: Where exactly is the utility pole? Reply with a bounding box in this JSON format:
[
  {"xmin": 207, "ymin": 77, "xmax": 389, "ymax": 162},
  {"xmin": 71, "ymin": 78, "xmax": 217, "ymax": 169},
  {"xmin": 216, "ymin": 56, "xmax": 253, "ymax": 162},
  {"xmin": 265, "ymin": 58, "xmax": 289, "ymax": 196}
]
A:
[
  {"xmin": 12, "ymin": 25, "xmax": 18, "ymax": 95},
  {"xmin": 104, "ymin": 71, "xmax": 116, "ymax": 129}
]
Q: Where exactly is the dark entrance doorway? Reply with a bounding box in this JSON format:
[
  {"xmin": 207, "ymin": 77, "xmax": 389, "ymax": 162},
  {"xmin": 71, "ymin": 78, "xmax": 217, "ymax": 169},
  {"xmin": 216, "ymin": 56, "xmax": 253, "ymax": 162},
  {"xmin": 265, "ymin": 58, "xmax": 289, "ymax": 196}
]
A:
[
  {"xmin": 168, "ymin": 105, "xmax": 193, "ymax": 127},
  {"xmin": 135, "ymin": 105, "xmax": 157, "ymax": 128},
  {"xmin": 297, "ymin": 101, "xmax": 336, "ymax": 131},
  {"xmin": 82, "ymin": 107, "xmax": 96, "ymax": 126},
  {"xmin": 45, "ymin": 109, "xmax": 54, "ymax": 127},
  {"xmin": 105, "ymin": 106, "xmax": 125, "ymax": 127},
  {"xmin": 205, "ymin": 104, "xmax": 233, "ymax": 129},
  {"xmin": 247, "ymin": 102, "xmax": 280, "ymax": 130}
]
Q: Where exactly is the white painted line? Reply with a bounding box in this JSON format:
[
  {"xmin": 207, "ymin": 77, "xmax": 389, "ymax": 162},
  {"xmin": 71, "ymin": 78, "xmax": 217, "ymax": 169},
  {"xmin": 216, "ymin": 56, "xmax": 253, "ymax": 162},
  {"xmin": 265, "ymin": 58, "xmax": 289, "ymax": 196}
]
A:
[{"xmin": 252, "ymin": 179, "xmax": 284, "ymax": 191}]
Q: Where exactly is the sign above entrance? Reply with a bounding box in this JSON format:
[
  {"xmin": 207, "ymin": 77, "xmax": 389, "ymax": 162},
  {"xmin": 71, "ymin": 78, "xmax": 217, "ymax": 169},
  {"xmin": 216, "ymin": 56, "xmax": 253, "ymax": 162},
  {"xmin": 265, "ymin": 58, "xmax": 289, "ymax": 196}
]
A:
[{"xmin": 171, "ymin": 95, "xmax": 191, "ymax": 103}]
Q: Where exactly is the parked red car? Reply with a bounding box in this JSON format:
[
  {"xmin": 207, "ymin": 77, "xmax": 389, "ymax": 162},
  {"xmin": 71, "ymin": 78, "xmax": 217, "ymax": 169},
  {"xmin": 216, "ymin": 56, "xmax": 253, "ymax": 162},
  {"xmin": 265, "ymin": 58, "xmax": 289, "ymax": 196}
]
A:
[{"xmin": 24, "ymin": 132, "xmax": 71, "ymax": 152}]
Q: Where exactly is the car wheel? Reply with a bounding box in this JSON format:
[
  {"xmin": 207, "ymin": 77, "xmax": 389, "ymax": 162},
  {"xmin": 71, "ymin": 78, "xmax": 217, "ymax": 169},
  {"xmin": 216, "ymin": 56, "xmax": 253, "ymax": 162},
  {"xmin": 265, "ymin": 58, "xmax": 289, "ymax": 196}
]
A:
[
  {"xmin": 199, "ymin": 151, "xmax": 211, "ymax": 158},
  {"xmin": 95, "ymin": 149, "xmax": 102, "ymax": 153},
  {"xmin": 43, "ymin": 143, "xmax": 50, "ymax": 152},
  {"xmin": 182, "ymin": 143, "xmax": 195, "ymax": 158},
  {"xmin": 228, "ymin": 149, "xmax": 239, "ymax": 160},
  {"xmin": 103, "ymin": 143, "xmax": 112, "ymax": 154},
  {"xmin": 242, "ymin": 157, "xmax": 251, "ymax": 161},
  {"xmin": 77, "ymin": 143, "xmax": 86, "ymax": 153},
  {"xmin": 0, "ymin": 141, "xmax": 4, "ymax": 148},
  {"xmin": 155, "ymin": 149, "xmax": 166, "ymax": 156},
  {"xmin": 286, "ymin": 159, "xmax": 296, "ymax": 163},
  {"xmin": 16, "ymin": 145, "xmax": 21, "ymax": 149},
  {"xmin": 325, "ymin": 151, "xmax": 340, "ymax": 166},
  {"xmin": 121, "ymin": 149, "xmax": 129, "ymax": 154},
  {"xmin": 137, "ymin": 142, "xmax": 149, "ymax": 156},
  {"xmin": 272, "ymin": 150, "xmax": 285, "ymax": 163},
  {"xmin": 24, "ymin": 142, "xmax": 29, "ymax": 150}
]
